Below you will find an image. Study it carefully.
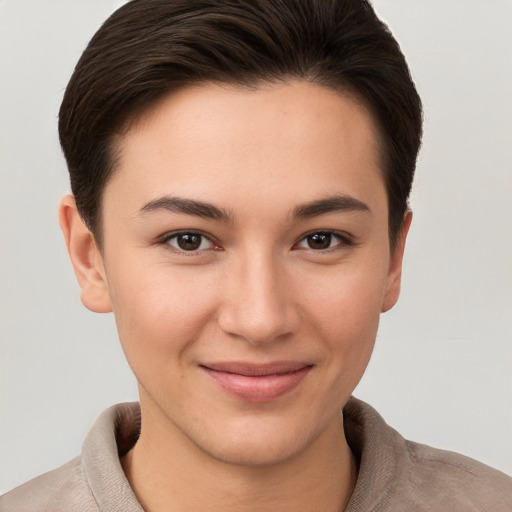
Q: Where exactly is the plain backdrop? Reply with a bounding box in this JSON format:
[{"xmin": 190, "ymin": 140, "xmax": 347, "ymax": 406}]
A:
[{"xmin": 1, "ymin": 0, "xmax": 511, "ymax": 494}]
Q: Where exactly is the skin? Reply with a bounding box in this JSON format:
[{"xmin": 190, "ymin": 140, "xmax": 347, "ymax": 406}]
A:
[{"xmin": 60, "ymin": 81, "xmax": 411, "ymax": 512}]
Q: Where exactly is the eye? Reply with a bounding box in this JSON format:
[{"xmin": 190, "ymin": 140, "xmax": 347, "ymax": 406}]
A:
[
  {"xmin": 296, "ymin": 231, "xmax": 350, "ymax": 251},
  {"xmin": 164, "ymin": 232, "xmax": 216, "ymax": 252}
]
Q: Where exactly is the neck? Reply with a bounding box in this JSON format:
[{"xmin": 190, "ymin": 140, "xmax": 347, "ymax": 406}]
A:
[{"xmin": 122, "ymin": 403, "xmax": 357, "ymax": 512}]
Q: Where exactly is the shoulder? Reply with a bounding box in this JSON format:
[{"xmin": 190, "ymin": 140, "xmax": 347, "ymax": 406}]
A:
[
  {"xmin": 397, "ymin": 440, "xmax": 512, "ymax": 511},
  {"xmin": 344, "ymin": 397, "xmax": 512, "ymax": 512},
  {"xmin": 0, "ymin": 457, "xmax": 99, "ymax": 512},
  {"xmin": 0, "ymin": 403, "xmax": 142, "ymax": 512}
]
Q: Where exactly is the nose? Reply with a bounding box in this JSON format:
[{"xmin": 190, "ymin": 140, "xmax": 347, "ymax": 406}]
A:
[{"xmin": 217, "ymin": 252, "xmax": 301, "ymax": 345}]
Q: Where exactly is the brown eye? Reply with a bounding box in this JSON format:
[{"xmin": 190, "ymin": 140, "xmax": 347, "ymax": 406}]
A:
[
  {"xmin": 177, "ymin": 233, "xmax": 201, "ymax": 250},
  {"xmin": 167, "ymin": 232, "xmax": 214, "ymax": 252},
  {"xmin": 306, "ymin": 233, "xmax": 333, "ymax": 250},
  {"xmin": 296, "ymin": 231, "xmax": 349, "ymax": 251}
]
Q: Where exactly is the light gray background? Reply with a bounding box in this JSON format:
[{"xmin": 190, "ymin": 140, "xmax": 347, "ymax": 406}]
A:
[{"xmin": 1, "ymin": 0, "xmax": 511, "ymax": 494}]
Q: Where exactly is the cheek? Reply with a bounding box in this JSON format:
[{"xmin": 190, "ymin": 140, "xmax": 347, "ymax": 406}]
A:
[
  {"xmin": 313, "ymin": 283, "xmax": 381, "ymax": 364},
  {"xmin": 300, "ymin": 264, "xmax": 386, "ymax": 374},
  {"xmin": 302, "ymin": 257, "xmax": 387, "ymax": 329},
  {"xmin": 106, "ymin": 263, "xmax": 220, "ymax": 363}
]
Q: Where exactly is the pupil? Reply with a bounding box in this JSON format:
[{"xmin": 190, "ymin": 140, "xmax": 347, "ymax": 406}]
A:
[
  {"xmin": 178, "ymin": 234, "xmax": 201, "ymax": 250},
  {"xmin": 308, "ymin": 233, "xmax": 331, "ymax": 249}
]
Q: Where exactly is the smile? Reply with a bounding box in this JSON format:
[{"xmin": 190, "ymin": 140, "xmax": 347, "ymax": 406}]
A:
[{"xmin": 200, "ymin": 362, "xmax": 313, "ymax": 403}]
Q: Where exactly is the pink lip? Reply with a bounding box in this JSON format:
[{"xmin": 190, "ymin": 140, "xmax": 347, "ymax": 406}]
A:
[{"xmin": 200, "ymin": 362, "xmax": 313, "ymax": 402}]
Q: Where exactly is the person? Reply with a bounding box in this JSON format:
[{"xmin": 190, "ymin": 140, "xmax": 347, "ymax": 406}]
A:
[{"xmin": 1, "ymin": 0, "xmax": 510, "ymax": 510}]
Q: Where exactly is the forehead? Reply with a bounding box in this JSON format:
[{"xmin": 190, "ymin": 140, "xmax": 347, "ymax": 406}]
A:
[{"xmin": 106, "ymin": 80, "xmax": 385, "ymax": 216}]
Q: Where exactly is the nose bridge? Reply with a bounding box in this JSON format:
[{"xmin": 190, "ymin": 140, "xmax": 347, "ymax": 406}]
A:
[{"xmin": 218, "ymin": 247, "xmax": 299, "ymax": 344}]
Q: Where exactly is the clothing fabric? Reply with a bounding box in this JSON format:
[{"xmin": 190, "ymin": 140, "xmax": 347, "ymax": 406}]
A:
[{"xmin": 1, "ymin": 398, "xmax": 510, "ymax": 511}]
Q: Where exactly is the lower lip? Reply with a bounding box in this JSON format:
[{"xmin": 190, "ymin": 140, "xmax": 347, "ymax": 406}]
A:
[{"xmin": 202, "ymin": 366, "xmax": 312, "ymax": 403}]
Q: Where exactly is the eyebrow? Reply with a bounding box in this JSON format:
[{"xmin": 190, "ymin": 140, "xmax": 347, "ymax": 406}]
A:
[
  {"xmin": 139, "ymin": 193, "xmax": 370, "ymax": 223},
  {"xmin": 139, "ymin": 196, "xmax": 233, "ymax": 223},
  {"xmin": 291, "ymin": 194, "xmax": 370, "ymax": 219}
]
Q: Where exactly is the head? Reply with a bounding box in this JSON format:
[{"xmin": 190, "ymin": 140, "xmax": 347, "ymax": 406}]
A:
[
  {"xmin": 58, "ymin": 0, "xmax": 422, "ymax": 468},
  {"xmin": 59, "ymin": 0, "xmax": 422, "ymax": 251}
]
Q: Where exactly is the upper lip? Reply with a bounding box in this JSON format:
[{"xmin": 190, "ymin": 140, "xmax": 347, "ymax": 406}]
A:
[{"xmin": 200, "ymin": 361, "xmax": 312, "ymax": 377}]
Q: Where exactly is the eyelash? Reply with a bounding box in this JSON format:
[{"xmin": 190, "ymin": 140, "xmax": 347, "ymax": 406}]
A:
[
  {"xmin": 295, "ymin": 231, "xmax": 353, "ymax": 252},
  {"xmin": 156, "ymin": 230, "xmax": 353, "ymax": 254},
  {"xmin": 157, "ymin": 231, "xmax": 220, "ymax": 254}
]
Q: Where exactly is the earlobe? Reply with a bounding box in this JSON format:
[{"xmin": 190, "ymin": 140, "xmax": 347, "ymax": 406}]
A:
[
  {"xmin": 381, "ymin": 210, "xmax": 412, "ymax": 313},
  {"xmin": 58, "ymin": 195, "xmax": 112, "ymax": 313}
]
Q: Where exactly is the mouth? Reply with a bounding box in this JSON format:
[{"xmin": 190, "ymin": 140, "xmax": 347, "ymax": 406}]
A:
[{"xmin": 200, "ymin": 362, "xmax": 313, "ymax": 402}]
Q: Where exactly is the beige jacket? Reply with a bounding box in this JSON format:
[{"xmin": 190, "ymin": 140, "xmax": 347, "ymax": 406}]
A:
[{"xmin": 1, "ymin": 398, "xmax": 510, "ymax": 511}]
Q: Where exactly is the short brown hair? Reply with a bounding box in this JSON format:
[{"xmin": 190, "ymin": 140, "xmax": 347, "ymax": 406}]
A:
[{"xmin": 59, "ymin": 0, "xmax": 422, "ymax": 247}]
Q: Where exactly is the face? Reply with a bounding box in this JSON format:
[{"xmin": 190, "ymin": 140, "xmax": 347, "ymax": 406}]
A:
[{"xmin": 66, "ymin": 81, "xmax": 409, "ymax": 466}]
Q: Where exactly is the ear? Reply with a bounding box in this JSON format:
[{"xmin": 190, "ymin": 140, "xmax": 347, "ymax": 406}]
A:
[
  {"xmin": 381, "ymin": 210, "xmax": 412, "ymax": 313},
  {"xmin": 58, "ymin": 195, "xmax": 112, "ymax": 313}
]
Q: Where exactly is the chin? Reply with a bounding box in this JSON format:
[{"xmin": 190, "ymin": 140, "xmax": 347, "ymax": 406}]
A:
[
  {"xmin": 199, "ymin": 433, "xmax": 312, "ymax": 468},
  {"xmin": 189, "ymin": 412, "xmax": 337, "ymax": 468}
]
